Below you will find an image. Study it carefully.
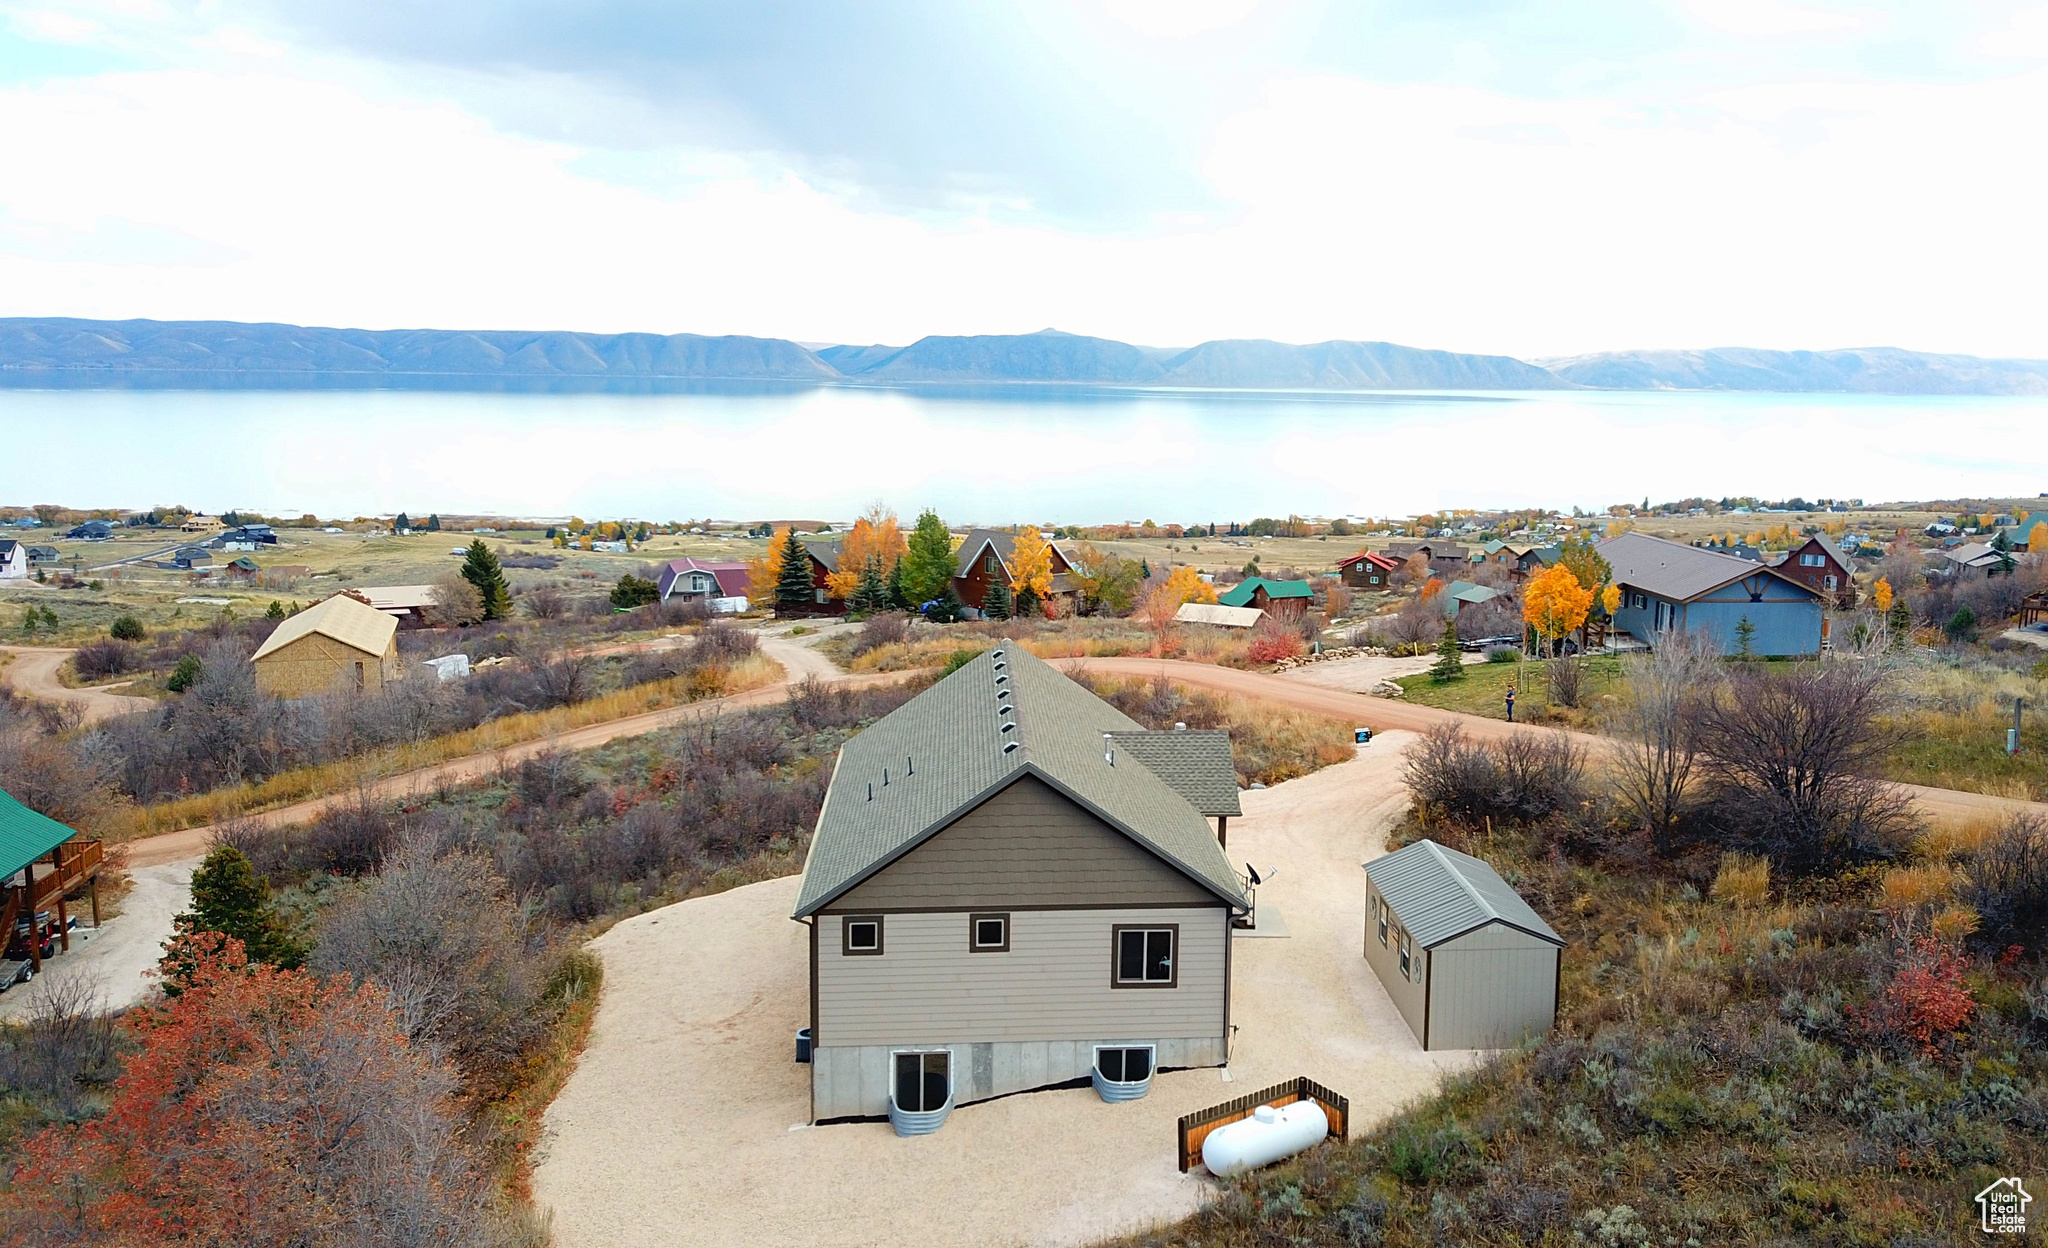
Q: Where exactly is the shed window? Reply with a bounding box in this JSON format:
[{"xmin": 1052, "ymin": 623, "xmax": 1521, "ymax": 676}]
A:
[
  {"xmin": 842, "ymin": 916, "xmax": 883, "ymax": 956},
  {"xmin": 970, "ymin": 913, "xmax": 1009, "ymax": 952},
  {"xmin": 1095, "ymin": 1046, "xmax": 1153, "ymax": 1083},
  {"xmin": 1399, "ymin": 932, "xmax": 1415, "ymax": 981},
  {"xmin": 1376, "ymin": 896, "xmax": 1388, "ymax": 947},
  {"xmin": 1113, "ymin": 925, "xmax": 1177, "ymax": 987},
  {"xmin": 893, "ymin": 1051, "xmax": 950, "ymax": 1113}
]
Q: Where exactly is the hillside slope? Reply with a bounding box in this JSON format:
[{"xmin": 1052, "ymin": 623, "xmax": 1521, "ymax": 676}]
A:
[{"xmin": 1157, "ymin": 338, "xmax": 1565, "ymax": 389}]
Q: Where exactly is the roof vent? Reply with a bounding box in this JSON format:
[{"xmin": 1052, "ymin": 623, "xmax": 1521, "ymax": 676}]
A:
[
  {"xmin": 998, "ymin": 704, "xmax": 1013, "ymax": 716},
  {"xmin": 882, "ymin": 767, "xmax": 889, "ymax": 786},
  {"xmin": 995, "ymin": 674, "xmax": 1007, "ymax": 685},
  {"xmin": 1002, "ymin": 741, "xmax": 1019, "ymax": 753},
  {"xmin": 906, "ymin": 755, "xmax": 914, "ymax": 776},
  {"xmin": 1001, "ymin": 721, "xmax": 1015, "ymax": 734},
  {"xmin": 866, "ymin": 782, "xmax": 873, "ymax": 802},
  {"xmin": 1103, "ymin": 732, "xmax": 1115, "ymax": 765},
  {"xmin": 996, "ymin": 688, "xmax": 1010, "ymax": 700},
  {"xmin": 991, "ymin": 649, "xmax": 1005, "ymax": 660}
]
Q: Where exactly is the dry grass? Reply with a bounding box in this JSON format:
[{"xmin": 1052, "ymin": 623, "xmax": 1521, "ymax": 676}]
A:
[
  {"xmin": 483, "ymin": 951, "xmax": 602, "ymax": 1207},
  {"xmin": 1919, "ymin": 817, "xmax": 2005, "ymax": 861},
  {"xmin": 1177, "ymin": 625, "xmax": 1254, "ymax": 666},
  {"xmin": 101, "ymin": 653, "xmax": 782, "ymax": 842},
  {"xmin": 1708, "ymin": 852, "xmax": 1770, "ymax": 907},
  {"xmin": 1877, "ymin": 862, "xmax": 1961, "ymax": 911}
]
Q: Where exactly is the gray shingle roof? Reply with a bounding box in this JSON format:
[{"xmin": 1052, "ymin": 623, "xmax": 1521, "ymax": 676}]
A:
[
  {"xmin": 1104, "ymin": 730, "xmax": 1242, "ymax": 816},
  {"xmin": 1364, "ymin": 839, "xmax": 1562, "ymax": 949},
  {"xmin": 800, "ymin": 537, "xmax": 842, "ymax": 574},
  {"xmin": 1598, "ymin": 531, "xmax": 1811, "ymax": 603},
  {"xmin": 954, "ymin": 528, "xmax": 1013, "ymax": 578},
  {"xmin": 792, "ymin": 647, "xmax": 1247, "ymax": 917}
]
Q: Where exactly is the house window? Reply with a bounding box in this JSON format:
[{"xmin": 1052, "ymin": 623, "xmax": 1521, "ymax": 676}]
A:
[
  {"xmin": 1825, "ymin": 574, "xmax": 1837, "ymax": 589},
  {"xmin": 1094, "ymin": 1046, "xmax": 1153, "ymax": 1083},
  {"xmin": 353, "ymin": 661, "xmax": 365, "ymax": 687},
  {"xmin": 842, "ymin": 916, "xmax": 883, "ymax": 956},
  {"xmin": 1801, "ymin": 553, "xmax": 1825, "ymax": 567},
  {"xmin": 1112, "ymin": 925, "xmax": 1177, "ymax": 987},
  {"xmin": 1398, "ymin": 932, "xmax": 1415, "ymax": 981},
  {"xmin": 1376, "ymin": 896, "xmax": 1388, "ymax": 947},
  {"xmin": 969, "ymin": 913, "xmax": 1009, "ymax": 952},
  {"xmin": 983, "ymin": 554, "xmax": 998, "ymax": 575},
  {"xmin": 893, "ymin": 1051, "xmax": 950, "ymax": 1113}
]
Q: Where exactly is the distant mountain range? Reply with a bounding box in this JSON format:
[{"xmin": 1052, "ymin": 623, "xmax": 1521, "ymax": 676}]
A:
[{"xmin": 2, "ymin": 318, "xmax": 2043, "ymax": 395}]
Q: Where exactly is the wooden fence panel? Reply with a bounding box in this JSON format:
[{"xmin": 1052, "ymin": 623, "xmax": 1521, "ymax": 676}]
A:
[{"xmin": 1176, "ymin": 1076, "xmax": 1351, "ymax": 1173}]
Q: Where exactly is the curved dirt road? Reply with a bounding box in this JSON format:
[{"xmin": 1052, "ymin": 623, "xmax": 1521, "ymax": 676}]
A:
[
  {"xmin": 122, "ymin": 635, "xmax": 881, "ymax": 868},
  {"xmin": 1070, "ymin": 655, "xmax": 2048, "ymax": 828},
  {"xmin": 0, "ymin": 646, "xmax": 152, "ymax": 724}
]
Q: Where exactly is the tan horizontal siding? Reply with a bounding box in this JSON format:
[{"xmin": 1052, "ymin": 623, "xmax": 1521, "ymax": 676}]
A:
[
  {"xmin": 829, "ymin": 773, "xmax": 1214, "ymax": 912},
  {"xmin": 817, "ymin": 907, "xmax": 1228, "ymax": 1047}
]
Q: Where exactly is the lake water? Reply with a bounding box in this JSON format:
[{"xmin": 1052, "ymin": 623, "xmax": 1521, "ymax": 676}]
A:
[{"xmin": 2, "ymin": 382, "xmax": 2042, "ymax": 522}]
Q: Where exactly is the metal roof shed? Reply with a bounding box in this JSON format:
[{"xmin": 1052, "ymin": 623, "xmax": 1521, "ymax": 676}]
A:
[{"xmin": 1362, "ymin": 839, "xmax": 1563, "ymax": 1051}]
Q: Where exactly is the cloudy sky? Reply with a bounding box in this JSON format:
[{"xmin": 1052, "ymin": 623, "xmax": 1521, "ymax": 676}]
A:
[{"xmin": 3, "ymin": 1, "xmax": 2046, "ymax": 358}]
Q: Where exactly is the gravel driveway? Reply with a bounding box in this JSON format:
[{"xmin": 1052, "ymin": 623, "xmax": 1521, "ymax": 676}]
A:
[{"xmin": 532, "ymin": 732, "xmax": 1475, "ymax": 1248}]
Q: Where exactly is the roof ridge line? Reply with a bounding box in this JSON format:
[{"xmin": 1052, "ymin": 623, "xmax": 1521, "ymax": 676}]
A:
[{"xmin": 1426, "ymin": 839, "xmax": 1498, "ymax": 922}]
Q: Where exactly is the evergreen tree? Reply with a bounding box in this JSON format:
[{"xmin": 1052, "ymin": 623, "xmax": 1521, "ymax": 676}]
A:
[
  {"xmin": 425, "ymin": 514, "xmax": 441, "ymax": 531},
  {"xmin": 1012, "ymin": 579, "xmax": 1040, "ymax": 619},
  {"xmin": 264, "ymin": 600, "xmax": 286, "ymax": 621},
  {"xmin": 983, "ymin": 578, "xmax": 1012, "ymax": 621},
  {"xmin": 900, "ymin": 509, "xmax": 957, "ymax": 606},
  {"xmin": 162, "ymin": 845, "xmax": 305, "ymax": 983},
  {"xmin": 1887, "ymin": 597, "xmax": 1913, "ymax": 647},
  {"xmin": 461, "ymin": 540, "xmax": 512, "ymax": 620},
  {"xmin": 167, "ymin": 655, "xmax": 202, "ymax": 692},
  {"xmin": 1734, "ymin": 615, "xmax": 1757, "ymax": 660},
  {"xmin": 610, "ymin": 574, "xmax": 659, "ymax": 610},
  {"xmin": 1429, "ymin": 618, "xmax": 1465, "ymax": 682},
  {"xmin": 851, "ymin": 554, "xmax": 889, "ymax": 615},
  {"xmin": 886, "ymin": 556, "xmax": 909, "ymax": 611},
  {"xmin": 394, "ymin": 511, "xmax": 411, "ymax": 533},
  {"xmin": 1139, "ymin": 560, "xmax": 1152, "ymax": 579},
  {"xmin": 774, "ymin": 529, "xmax": 815, "ymax": 615}
]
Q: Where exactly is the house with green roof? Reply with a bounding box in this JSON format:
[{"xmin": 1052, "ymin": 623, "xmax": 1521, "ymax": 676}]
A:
[
  {"xmin": 1217, "ymin": 576, "xmax": 1313, "ymax": 619},
  {"xmin": 793, "ymin": 647, "xmax": 1247, "ymax": 1131},
  {"xmin": 0, "ymin": 786, "xmax": 105, "ymax": 979}
]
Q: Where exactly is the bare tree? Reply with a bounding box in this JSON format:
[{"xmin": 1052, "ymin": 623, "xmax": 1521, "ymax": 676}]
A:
[
  {"xmin": 1693, "ymin": 655, "xmax": 1921, "ymax": 876},
  {"xmin": 521, "ymin": 583, "xmax": 567, "ymax": 620},
  {"xmin": 528, "ymin": 650, "xmax": 593, "ymax": 708},
  {"xmin": 1607, "ymin": 628, "xmax": 1721, "ymax": 855},
  {"xmin": 426, "ymin": 573, "xmax": 485, "ymax": 628}
]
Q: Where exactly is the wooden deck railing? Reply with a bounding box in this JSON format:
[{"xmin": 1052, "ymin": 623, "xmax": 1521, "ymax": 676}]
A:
[{"xmin": 28, "ymin": 839, "xmax": 102, "ymax": 912}]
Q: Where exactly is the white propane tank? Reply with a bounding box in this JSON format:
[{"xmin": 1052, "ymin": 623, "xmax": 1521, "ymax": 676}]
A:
[{"xmin": 1201, "ymin": 1101, "xmax": 1330, "ymax": 1176}]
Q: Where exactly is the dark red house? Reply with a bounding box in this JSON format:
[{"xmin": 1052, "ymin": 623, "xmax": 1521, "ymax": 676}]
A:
[
  {"xmin": 1769, "ymin": 534, "xmax": 1857, "ymax": 609},
  {"xmin": 1337, "ymin": 550, "xmax": 1400, "ymax": 589},
  {"xmin": 952, "ymin": 528, "xmax": 1079, "ymax": 613}
]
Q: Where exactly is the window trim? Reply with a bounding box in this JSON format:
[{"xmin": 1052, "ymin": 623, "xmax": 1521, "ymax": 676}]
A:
[
  {"xmin": 841, "ymin": 915, "xmax": 884, "ymax": 956},
  {"xmin": 1398, "ymin": 930, "xmax": 1414, "ymax": 981},
  {"xmin": 1375, "ymin": 895, "xmax": 1389, "ymax": 947},
  {"xmin": 968, "ymin": 912, "xmax": 1010, "ymax": 953},
  {"xmin": 1110, "ymin": 924, "xmax": 1179, "ymax": 989}
]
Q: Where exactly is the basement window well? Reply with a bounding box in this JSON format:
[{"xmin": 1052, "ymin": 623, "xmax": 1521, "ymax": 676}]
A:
[
  {"xmin": 1095, "ymin": 1046, "xmax": 1153, "ymax": 1083},
  {"xmin": 894, "ymin": 1051, "xmax": 950, "ymax": 1113}
]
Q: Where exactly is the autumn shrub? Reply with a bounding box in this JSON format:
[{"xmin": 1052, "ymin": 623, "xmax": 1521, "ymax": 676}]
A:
[
  {"xmin": 1, "ymin": 938, "xmax": 525, "ymax": 1247},
  {"xmin": 0, "ymin": 976, "xmax": 126, "ymax": 1140},
  {"xmin": 1073, "ymin": 673, "xmax": 1354, "ymax": 786},
  {"xmin": 1404, "ymin": 722, "xmax": 1585, "ymax": 827},
  {"xmin": 1879, "ymin": 863, "xmax": 1961, "ymax": 913},
  {"xmin": 1855, "ymin": 933, "xmax": 1977, "ymax": 1057},
  {"xmin": 847, "ymin": 611, "xmax": 909, "ymax": 658},
  {"xmin": 70, "ymin": 639, "xmax": 138, "ymax": 680},
  {"xmin": 1245, "ymin": 617, "xmax": 1306, "ymax": 665},
  {"xmin": 1962, "ymin": 813, "xmax": 2048, "ymax": 954},
  {"xmin": 1709, "ymin": 852, "xmax": 1771, "ymax": 907}
]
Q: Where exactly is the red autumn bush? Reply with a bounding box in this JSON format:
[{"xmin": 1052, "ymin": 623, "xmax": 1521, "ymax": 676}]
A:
[
  {"xmin": 1, "ymin": 933, "xmax": 522, "ymax": 1247},
  {"xmin": 1245, "ymin": 617, "xmax": 1306, "ymax": 665},
  {"xmin": 1857, "ymin": 933, "xmax": 1977, "ymax": 1057}
]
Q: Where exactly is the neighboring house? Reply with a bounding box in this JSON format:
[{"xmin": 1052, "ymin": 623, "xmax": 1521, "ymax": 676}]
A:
[
  {"xmin": 656, "ymin": 558, "xmax": 751, "ymax": 604},
  {"xmin": 1336, "ymin": 550, "xmax": 1400, "ymax": 589},
  {"xmin": 66, "ymin": 520, "xmax": 113, "ymax": 541},
  {"xmin": 1939, "ymin": 542, "xmax": 2014, "ymax": 578},
  {"xmin": 216, "ymin": 524, "xmax": 279, "ymax": 551},
  {"xmin": 591, "ymin": 540, "xmax": 631, "ymax": 553},
  {"xmin": 1434, "ymin": 580, "xmax": 1502, "ymax": 617},
  {"xmin": 1386, "ymin": 541, "xmax": 1469, "ymax": 579},
  {"xmin": 1363, "ymin": 839, "xmax": 1563, "ymax": 1051},
  {"xmin": 23, "ymin": 545, "xmax": 59, "ymax": 567},
  {"xmin": 1217, "ymin": 577, "xmax": 1313, "ymax": 619},
  {"xmin": 0, "ymin": 540, "xmax": 25, "ymax": 580},
  {"xmin": 792, "ymin": 647, "xmax": 1249, "ymax": 1129},
  {"xmin": 1599, "ymin": 532, "xmax": 1826, "ymax": 656},
  {"xmin": 250, "ymin": 593, "xmax": 402, "ymax": 697},
  {"xmin": 1174, "ymin": 602, "xmax": 1265, "ymax": 629},
  {"xmin": 223, "ymin": 557, "xmax": 263, "ymax": 577},
  {"xmin": 793, "ymin": 537, "xmax": 847, "ymax": 614},
  {"xmin": 1769, "ymin": 534, "xmax": 1857, "ymax": 608},
  {"xmin": 2005, "ymin": 512, "xmax": 2048, "ymax": 551},
  {"xmin": 951, "ymin": 528, "xmax": 1080, "ymax": 613},
  {"xmin": 0, "ymin": 786, "xmax": 109, "ymax": 975},
  {"xmin": 170, "ymin": 546, "xmax": 213, "ymax": 570},
  {"xmin": 351, "ymin": 585, "xmax": 441, "ymax": 629}
]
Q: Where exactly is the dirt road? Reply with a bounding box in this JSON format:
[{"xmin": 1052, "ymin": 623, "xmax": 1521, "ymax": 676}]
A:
[
  {"xmin": 122, "ymin": 636, "xmax": 880, "ymax": 868},
  {"xmin": 1071, "ymin": 655, "xmax": 2048, "ymax": 827},
  {"xmin": 0, "ymin": 646, "xmax": 152, "ymax": 724}
]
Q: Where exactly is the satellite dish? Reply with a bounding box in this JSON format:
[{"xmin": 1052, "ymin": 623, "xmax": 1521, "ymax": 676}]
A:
[{"xmin": 1245, "ymin": 864, "xmax": 1262, "ymax": 886}]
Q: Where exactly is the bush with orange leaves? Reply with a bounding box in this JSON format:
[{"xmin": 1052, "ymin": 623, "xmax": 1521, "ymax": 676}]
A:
[
  {"xmin": 1855, "ymin": 932, "xmax": 1977, "ymax": 1058},
  {"xmin": 1245, "ymin": 615, "xmax": 1306, "ymax": 665},
  {"xmin": 1, "ymin": 932, "xmax": 521, "ymax": 1247}
]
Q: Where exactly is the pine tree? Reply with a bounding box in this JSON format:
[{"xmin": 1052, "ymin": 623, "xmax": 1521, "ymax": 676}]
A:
[
  {"xmin": 162, "ymin": 845, "xmax": 305, "ymax": 982},
  {"xmin": 425, "ymin": 514, "xmax": 441, "ymax": 531},
  {"xmin": 460, "ymin": 540, "xmax": 512, "ymax": 620},
  {"xmin": 394, "ymin": 511, "xmax": 410, "ymax": 533},
  {"xmin": 1887, "ymin": 597, "xmax": 1912, "ymax": 647},
  {"xmin": 1735, "ymin": 615, "xmax": 1757, "ymax": 660},
  {"xmin": 1429, "ymin": 619, "xmax": 1465, "ymax": 682},
  {"xmin": 900, "ymin": 510, "xmax": 957, "ymax": 606},
  {"xmin": 983, "ymin": 577, "xmax": 1012, "ymax": 621},
  {"xmin": 886, "ymin": 556, "xmax": 909, "ymax": 611},
  {"xmin": 775, "ymin": 529, "xmax": 815, "ymax": 615},
  {"xmin": 265, "ymin": 600, "xmax": 286, "ymax": 621},
  {"xmin": 851, "ymin": 554, "xmax": 889, "ymax": 616}
]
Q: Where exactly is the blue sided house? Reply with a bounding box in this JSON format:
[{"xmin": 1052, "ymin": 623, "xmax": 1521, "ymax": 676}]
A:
[{"xmin": 1598, "ymin": 532, "xmax": 1825, "ymax": 656}]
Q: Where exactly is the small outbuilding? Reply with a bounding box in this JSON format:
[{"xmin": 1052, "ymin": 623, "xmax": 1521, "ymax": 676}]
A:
[
  {"xmin": 250, "ymin": 592, "xmax": 402, "ymax": 697},
  {"xmin": 1173, "ymin": 601, "xmax": 1265, "ymax": 629},
  {"xmin": 1218, "ymin": 577, "xmax": 1313, "ymax": 619},
  {"xmin": 1362, "ymin": 839, "xmax": 1563, "ymax": 1051}
]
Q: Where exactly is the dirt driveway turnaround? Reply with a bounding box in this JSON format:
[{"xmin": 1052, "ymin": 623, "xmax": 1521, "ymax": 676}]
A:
[
  {"xmin": 532, "ymin": 733, "xmax": 1473, "ymax": 1248},
  {"xmin": 0, "ymin": 646, "xmax": 152, "ymax": 724}
]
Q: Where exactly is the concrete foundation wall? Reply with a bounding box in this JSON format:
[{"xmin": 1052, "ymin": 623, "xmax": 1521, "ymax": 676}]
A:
[{"xmin": 811, "ymin": 1034, "xmax": 1227, "ymax": 1121}]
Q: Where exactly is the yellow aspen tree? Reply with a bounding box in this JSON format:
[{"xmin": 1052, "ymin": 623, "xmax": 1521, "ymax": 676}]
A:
[
  {"xmin": 1158, "ymin": 564, "xmax": 1217, "ymax": 606},
  {"xmin": 1524, "ymin": 564, "xmax": 1593, "ymax": 653},
  {"xmin": 1007, "ymin": 527, "xmax": 1056, "ymax": 603},
  {"xmin": 1601, "ymin": 584, "xmax": 1622, "ymax": 616},
  {"xmin": 1872, "ymin": 578, "xmax": 1893, "ymax": 613},
  {"xmin": 2027, "ymin": 522, "xmax": 2048, "ymax": 553},
  {"xmin": 744, "ymin": 526, "xmax": 789, "ymax": 600},
  {"xmin": 825, "ymin": 507, "xmax": 906, "ymax": 600}
]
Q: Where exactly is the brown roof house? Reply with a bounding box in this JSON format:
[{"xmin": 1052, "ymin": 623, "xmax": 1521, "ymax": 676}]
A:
[
  {"xmin": 250, "ymin": 592, "xmax": 402, "ymax": 697},
  {"xmin": 792, "ymin": 647, "xmax": 1247, "ymax": 1133},
  {"xmin": 952, "ymin": 528, "xmax": 1080, "ymax": 614},
  {"xmin": 1767, "ymin": 534, "xmax": 1857, "ymax": 608},
  {"xmin": 1337, "ymin": 550, "xmax": 1400, "ymax": 589}
]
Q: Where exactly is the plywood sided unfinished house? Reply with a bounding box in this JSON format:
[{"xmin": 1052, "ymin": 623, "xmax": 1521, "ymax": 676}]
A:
[
  {"xmin": 1363, "ymin": 839, "xmax": 1563, "ymax": 1051},
  {"xmin": 250, "ymin": 592, "xmax": 402, "ymax": 697},
  {"xmin": 792, "ymin": 647, "xmax": 1249, "ymax": 1124}
]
